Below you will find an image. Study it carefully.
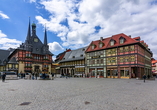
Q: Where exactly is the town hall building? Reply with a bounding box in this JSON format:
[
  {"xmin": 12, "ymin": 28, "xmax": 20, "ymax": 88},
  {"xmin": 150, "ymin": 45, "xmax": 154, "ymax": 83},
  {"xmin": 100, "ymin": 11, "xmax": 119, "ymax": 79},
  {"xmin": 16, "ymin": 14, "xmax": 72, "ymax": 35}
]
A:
[{"xmin": 0, "ymin": 20, "xmax": 53, "ymax": 74}]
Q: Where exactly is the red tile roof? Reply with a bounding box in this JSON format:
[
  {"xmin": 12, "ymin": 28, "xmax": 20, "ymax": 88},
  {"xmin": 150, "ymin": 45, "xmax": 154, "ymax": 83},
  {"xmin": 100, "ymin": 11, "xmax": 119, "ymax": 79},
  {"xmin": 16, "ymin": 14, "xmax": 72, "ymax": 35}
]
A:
[
  {"xmin": 133, "ymin": 37, "xmax": 140, "ymax": 40},
  {"xmin": 152, "ymin": 60, "xmax": 157, "ymax": 64},
  {"xmin": 86, "ymin": 33, "xmax": 139, "ymax": 52}
]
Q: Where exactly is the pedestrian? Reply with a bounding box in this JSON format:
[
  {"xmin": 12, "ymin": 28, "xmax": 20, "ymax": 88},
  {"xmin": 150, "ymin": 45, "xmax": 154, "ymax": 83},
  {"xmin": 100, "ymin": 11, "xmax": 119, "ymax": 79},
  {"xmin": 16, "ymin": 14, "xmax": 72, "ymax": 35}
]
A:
[
  {"xmin": 29, "ymin": 73, "xmax": 31, "ymax": 80},
  {"xmin": 42, "ymin": 73, "xmax": 46, "ymax": 80},
  {"xmin": 65, "ymin": 73, "xmax": 69, "ymax": 79},
  {"xmin": 51, "ymin": 73, "xmax": 54, "ymax": 80},
  {"xmin": 2, "ymin": 72, "xmax": 6, "ymax": 82},
  {"xmin": 143, "ymin": 74, "xmax": 146, "ymax": 83},
  {"xmin": 147, "ymin": 74, "xmax": 150, "ymax": 79},
  {"xmin": 32, "ymin": 73, "xmax": 34, "ymax": 80},
  {"xmin": 35, "ymin": 73, "xmax": 38, "ymax": 80},
  {"xmin": 23, "ymin": 73, "xmax": 25, "ymax": 79}
]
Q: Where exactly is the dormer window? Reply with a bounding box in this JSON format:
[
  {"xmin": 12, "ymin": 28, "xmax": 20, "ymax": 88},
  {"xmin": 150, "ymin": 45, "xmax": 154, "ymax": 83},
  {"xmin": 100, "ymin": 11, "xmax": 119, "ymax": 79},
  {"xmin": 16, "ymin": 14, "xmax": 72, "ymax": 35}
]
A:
[
  {"xmin": 72, "ymin": 56, "xmax": 75, "ymax": 58},
  {"xmin": 80, "ymin": 54, "xmax": 83, "ymax": 57},
  {"xmin": 110, "ymin": 40, "xmax": 115, "ymax": 46},
  {"xmin": 99, "ymin": 42, "xmax": 104, "ymax": 48},
  {"xmin": 120, "ymin": 37, "xmax": 125, "ymax": 44},
  {"xmin": 91, "ymin": 44, "xmax": 96, "ymax": 49}
]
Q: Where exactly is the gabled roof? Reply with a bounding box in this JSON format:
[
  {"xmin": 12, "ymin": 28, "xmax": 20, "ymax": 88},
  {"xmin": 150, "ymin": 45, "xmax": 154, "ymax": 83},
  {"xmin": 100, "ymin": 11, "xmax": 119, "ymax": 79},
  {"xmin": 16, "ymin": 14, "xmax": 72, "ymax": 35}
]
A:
[
  {"xmin": 86, "ymin": 33, "xmax": 139, "ymax": 52},
  {"xmin": 18, "ymin": 21, "xmax": 53, "ymax": 56},
  {"xmin": 60, "ymin": 47, "xmax": 87, "ymax": 62},
  {"xmin": 54, "ymin": 49, "xmax": 71, "ymax": 62},
  {"xmin": 152, "ymin": 60, "xmax": 157, "ymax": 64},
  {"xmin": 8, "ymin": 57, "xmax": 18, "ymax": 64}
]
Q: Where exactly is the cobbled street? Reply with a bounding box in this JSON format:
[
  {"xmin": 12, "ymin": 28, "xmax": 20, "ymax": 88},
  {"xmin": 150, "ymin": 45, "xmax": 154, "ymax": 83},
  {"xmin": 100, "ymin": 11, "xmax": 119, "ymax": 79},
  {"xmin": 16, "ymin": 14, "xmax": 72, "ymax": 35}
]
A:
[{"xmin": 0, "ymin": 78, "xmax": 157, "ymax": 110}]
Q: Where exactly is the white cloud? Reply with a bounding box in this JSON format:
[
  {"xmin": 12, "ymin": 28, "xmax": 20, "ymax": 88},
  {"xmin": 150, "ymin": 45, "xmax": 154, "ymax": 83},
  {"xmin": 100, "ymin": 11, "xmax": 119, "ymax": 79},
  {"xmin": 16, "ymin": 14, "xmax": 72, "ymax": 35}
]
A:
[
  {"xmin": 48, "ymin": 42, "xmax": 64, "ymax": 52},
  {"xmin": 30, "ymin": 0, "xmax": 36, "ymax": 3},
  {"xmin": 36, "ymin": 0, "xmax": 157, "ymax": 58},
  {"xmin": 0, "ymin": 30, "xmax": 22, "ymax": 49},
  {"xmin": 0, "ymin": 11, "xmax": 9, "ymax": 19}
]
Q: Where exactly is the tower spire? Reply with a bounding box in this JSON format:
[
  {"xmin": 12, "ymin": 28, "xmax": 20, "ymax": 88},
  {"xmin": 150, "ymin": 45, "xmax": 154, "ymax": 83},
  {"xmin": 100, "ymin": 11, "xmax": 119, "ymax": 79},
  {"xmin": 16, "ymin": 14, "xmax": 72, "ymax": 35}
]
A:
[
  {"xmin": 44, "ymin": 25, "xmax": 47, "ymax": 45},
  {"xmin": 26, "ymin": 17, "xmax": 31, "ymax": 41}
]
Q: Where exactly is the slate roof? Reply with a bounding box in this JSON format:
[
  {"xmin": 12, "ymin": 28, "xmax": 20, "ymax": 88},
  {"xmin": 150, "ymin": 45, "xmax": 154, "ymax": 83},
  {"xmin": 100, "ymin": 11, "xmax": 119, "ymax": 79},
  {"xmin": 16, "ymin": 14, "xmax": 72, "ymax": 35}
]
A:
[
  {"xmin": 8, "ymin": 57, "xmax": 18, "ymax": 64},
  {"xmin": 60, "ymin": 47, "xmax": 87, "ymax": 62},
  {"xmin": 17, "ymin": 21, "xmax": 53, "ymax": 56},
  {"xmin": 0, "ymin": 49, "xmax": 10, "ymax": 65},
  {"xmin": 54, "ymin": 49, "xmax": 71, "ymax": 63}
]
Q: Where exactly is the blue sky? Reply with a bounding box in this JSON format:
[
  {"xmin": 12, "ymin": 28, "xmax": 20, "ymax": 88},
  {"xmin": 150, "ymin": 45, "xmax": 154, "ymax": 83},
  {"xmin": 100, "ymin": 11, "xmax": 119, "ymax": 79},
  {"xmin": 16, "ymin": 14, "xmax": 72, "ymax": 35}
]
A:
[{"xmin": 0, "ymin": 0, "xmax": 157, "ymax": 60}]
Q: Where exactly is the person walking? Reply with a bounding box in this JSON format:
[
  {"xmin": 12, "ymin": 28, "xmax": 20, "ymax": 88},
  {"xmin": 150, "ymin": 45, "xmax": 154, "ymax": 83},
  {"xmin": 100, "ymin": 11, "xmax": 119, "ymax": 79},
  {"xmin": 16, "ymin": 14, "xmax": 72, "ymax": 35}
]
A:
[
  {"xmin": 143, "ymin": 74, "xmax": 146, "ymax": 83},
  {"xmin": 147, "ymin": 74, "xmax": 150, "ymax": 79},
  {"xmin": 32, "ymin": 73, "xmax": 34, "ymax": 80},
  {"xmin": 51, "ymin": 73, "xmax": 54, "ymax": 80},
  {"xmin": 35, "ymin": 73, "xmax": 38, "ymax": 80},
  {"xmin": 2, "ymin": 72, "xmax": 6, "ymax": 82},
  {"xmin": 66, "ymin": 73, "xmax": 67, "ymax": 79}
]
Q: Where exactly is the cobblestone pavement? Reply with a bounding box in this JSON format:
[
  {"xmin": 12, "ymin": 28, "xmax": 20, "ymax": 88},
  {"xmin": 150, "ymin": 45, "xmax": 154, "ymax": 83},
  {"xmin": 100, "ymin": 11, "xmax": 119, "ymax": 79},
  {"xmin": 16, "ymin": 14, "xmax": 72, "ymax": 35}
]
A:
[{"xmin": 0, "ymin": 78, "xmax": 157, "ymax": 110}]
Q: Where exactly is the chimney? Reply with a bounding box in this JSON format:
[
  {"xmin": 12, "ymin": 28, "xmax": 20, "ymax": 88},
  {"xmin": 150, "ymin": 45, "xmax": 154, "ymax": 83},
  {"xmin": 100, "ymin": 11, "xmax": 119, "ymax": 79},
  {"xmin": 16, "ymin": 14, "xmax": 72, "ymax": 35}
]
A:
[
  {"xmin": 100, "ymin": 37, "xmax": 103, "ymax": 41},
  {"xmin": 128, "ymin": 35, "xmax": 131, "ymax": 37}
]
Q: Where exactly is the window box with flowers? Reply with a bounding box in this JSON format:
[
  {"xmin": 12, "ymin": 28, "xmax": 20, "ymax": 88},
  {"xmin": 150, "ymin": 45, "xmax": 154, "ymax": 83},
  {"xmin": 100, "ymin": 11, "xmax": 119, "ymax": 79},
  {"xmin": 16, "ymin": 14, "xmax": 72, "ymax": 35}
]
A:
[
  {"xmin": 24, "ymin": 66, "xmax": 32, "ymax": 68},
  {"xmin": 25, "ymin": 56, "xmax": 32, "ymax": 59}
]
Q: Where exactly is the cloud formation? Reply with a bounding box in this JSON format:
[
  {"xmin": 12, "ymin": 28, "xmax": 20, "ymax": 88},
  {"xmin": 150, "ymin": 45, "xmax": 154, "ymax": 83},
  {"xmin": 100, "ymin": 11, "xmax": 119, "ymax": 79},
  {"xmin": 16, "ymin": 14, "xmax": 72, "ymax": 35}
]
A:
[
  {"xmin": 0, "ymin": 11, "xmax": 9, "ymax": 19},
  {"xmin": 48, "ymin": 42, "xmax": 64, "ymax": 52},
  {"xmin": 35, "ymin": 0, "xmax": 157, "ymax": 58},
  {"xmin": 0, "ymin": 30, "xmax": 21, "ymax": 49}
]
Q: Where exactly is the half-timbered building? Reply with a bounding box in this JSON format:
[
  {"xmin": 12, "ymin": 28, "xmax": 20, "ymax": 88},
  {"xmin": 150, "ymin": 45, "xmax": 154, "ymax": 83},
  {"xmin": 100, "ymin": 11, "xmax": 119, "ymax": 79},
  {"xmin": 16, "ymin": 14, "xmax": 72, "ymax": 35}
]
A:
[
  {"xmin": 0, "ymin": 20, "xmax": 53, "ymax": 74},
  {"xmin": 85, "ymin": 33, "xmax": 152, "ymax": 79}
]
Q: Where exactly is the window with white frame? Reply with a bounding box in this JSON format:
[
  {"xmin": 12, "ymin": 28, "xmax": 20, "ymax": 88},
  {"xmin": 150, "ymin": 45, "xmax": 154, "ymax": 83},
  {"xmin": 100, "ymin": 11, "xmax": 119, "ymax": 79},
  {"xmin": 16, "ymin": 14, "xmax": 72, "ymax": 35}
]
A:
[
  {"xmin": 120, "ymin": 37, "xmax": 125, "ymax": 44},
  {"xmin": 110, "ymin": 40, "xmax": 114, "ymax": 46}
]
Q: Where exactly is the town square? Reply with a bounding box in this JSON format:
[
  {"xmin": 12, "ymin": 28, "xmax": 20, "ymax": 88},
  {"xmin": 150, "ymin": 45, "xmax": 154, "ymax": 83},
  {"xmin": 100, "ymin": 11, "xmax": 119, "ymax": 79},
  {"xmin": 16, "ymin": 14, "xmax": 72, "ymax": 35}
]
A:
[
  {"xmin": 0, "ymin": 78, "xmax": 157, "ymax": 110},
  {"xmin": 1, "ymin": 0, "xmax": 157, "ymax": 110}
]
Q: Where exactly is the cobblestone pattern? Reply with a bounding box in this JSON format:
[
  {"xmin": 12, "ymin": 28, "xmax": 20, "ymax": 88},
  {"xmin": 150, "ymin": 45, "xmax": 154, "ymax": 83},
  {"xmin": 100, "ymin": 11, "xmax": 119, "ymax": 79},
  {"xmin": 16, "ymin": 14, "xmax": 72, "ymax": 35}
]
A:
[{"xmin": 0, "ymin": 78, "xmax": 157, "ymax": 110}]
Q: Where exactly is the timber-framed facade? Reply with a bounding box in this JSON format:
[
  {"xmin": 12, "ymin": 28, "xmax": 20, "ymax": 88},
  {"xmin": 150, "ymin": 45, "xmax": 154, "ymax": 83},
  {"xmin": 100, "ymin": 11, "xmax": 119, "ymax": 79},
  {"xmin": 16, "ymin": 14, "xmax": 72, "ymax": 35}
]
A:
[{"xmin": 85, "ymin": 33, "xmax": 152, "ymax": 79}]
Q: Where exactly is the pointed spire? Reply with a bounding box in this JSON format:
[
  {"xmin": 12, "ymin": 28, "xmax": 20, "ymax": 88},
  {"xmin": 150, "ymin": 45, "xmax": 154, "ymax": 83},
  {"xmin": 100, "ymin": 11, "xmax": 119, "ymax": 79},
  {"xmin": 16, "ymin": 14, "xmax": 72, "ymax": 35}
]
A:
[
  {"xmin": 26, "ymin": 17, "xmax": 31, "ymax": 41},
  {"xmin": 44, "ymin": 25, "xmax": 47, "ymax": 45}
]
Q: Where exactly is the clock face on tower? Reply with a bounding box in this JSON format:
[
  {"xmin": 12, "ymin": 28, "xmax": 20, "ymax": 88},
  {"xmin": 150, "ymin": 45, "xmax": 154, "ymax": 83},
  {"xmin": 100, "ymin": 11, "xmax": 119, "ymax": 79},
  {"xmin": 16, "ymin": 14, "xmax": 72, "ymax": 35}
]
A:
[{"xmin": 34, "ymin": 38, "xmax": 38, "ymax": 42}]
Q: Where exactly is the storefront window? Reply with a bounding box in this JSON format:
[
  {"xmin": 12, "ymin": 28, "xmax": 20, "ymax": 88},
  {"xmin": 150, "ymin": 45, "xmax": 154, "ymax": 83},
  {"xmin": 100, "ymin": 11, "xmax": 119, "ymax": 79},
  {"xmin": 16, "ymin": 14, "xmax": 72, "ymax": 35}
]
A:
[
  {"xmin": 92, "ymin": 70, "xmax": 95, "ymax": 76},
  {"xmin": 107, "ymin": 70, "xmax": 110, "ymax": 76},
  {"xmin": 120, "ymin": 69, "xmax": 129, "ymax": 77}
]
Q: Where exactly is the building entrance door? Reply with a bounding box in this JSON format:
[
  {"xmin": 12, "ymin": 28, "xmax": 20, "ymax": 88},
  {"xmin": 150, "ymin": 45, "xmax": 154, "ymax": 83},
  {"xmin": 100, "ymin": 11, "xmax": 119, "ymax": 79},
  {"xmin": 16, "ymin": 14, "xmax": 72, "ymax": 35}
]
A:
[
  {"xmin": 107, "ymin": 69, "xmax": 118, "ymax": 78},
  {"xmin": 34, "ymin": 66, "xmax": 40, "ymax": 73}
]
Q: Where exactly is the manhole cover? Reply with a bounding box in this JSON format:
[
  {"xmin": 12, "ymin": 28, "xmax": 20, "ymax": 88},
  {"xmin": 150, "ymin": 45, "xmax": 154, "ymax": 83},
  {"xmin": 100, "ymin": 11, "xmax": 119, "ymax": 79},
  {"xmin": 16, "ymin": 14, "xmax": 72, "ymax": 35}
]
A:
[
  {"xmin": 85, "ymin": 101, "xmax": 90, "ymax": 105},
  {"xmin": 19, "ymin": 102, "xmax": 31, "ymax": 106},
  {"xmin": 8, "ymin": 89, "xmax": 16, "ymax": 91},
  {"xmin": 136, "ymin": 83, "xmax": 141, "ymax": 85}
]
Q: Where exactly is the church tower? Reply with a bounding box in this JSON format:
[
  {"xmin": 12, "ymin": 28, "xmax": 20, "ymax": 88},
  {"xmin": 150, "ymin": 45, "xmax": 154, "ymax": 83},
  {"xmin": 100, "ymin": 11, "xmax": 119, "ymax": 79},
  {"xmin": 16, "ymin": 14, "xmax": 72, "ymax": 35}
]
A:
[{"xmin": 42, "ymin": 27, "xmax": 49, "ymax": 54}]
